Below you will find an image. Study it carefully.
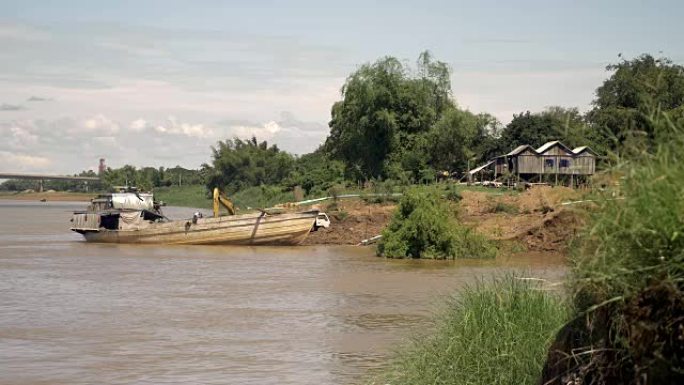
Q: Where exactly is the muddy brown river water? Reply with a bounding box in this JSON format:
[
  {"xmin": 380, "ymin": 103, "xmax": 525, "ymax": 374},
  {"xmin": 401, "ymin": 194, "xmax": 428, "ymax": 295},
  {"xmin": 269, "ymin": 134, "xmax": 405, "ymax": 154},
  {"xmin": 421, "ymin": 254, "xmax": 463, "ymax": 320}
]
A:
[{"xmin": 0, "ymin": 200, "xmax": 566, "ymax": 385}]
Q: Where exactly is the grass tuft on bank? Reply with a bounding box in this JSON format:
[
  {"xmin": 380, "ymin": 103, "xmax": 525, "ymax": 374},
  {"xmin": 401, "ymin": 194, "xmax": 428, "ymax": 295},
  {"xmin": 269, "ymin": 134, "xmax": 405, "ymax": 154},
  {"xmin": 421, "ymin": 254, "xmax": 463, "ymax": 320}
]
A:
[
  {"xmin": 551, "ymin": 110, "xmax": 684, "ymax": 382},
  {"xmin": 372, "ymin": 275, "xmax": 568, "ymax": 385}
]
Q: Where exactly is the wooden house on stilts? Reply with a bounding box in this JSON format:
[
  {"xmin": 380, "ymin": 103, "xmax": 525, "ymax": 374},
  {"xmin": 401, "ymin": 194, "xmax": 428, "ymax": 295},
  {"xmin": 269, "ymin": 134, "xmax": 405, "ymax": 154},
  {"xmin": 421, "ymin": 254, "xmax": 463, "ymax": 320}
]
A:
[{"xmin": 472, "ymin": 140, "xmax": 597, "ymax": 187}]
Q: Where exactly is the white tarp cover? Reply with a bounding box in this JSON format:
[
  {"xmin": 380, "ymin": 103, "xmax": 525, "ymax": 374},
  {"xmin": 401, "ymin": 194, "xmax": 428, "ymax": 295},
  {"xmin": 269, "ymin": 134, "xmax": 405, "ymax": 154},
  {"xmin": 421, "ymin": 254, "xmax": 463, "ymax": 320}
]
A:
[
  {"xmin": 118, "ymin": 211, "xmax": 152, "ymax": 230},
  {"xmin": 111, "ymin": 193, "xmax": 154, "ymax": 211}
]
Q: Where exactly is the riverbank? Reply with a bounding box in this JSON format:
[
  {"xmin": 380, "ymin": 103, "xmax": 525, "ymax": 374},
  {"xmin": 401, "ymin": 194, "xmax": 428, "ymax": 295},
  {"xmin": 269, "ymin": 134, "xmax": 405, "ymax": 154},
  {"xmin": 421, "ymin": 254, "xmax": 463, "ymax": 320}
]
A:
[
  {"xmin": 0, "ymin": 191, "xmax": 95, "ymax": 202},
  {"xmin": 370, "ymin": 275, "xmax": 569, "ymax": 385},
  {"xmin": 0, "ymin": 184, "xmax": 587, "ymax": 253},
  {"xmin": 305, "ymin": 185, "xmax": 585, "ymax": 253}
]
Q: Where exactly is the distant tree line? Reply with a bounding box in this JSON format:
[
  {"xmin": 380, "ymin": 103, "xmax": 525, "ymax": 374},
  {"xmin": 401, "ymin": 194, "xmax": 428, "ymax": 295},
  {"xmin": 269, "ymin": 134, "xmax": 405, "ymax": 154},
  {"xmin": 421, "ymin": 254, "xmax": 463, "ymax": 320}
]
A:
[
  {"xmin": 202, "ymin": 52, "xmax": 683, "ymax": 195},
  {"xmin": 0, "ymin": 166, "xmax": 203, "ymax": 192},
  {"xmin": 3, "ymin": 52, "xmax": 682, "ymax": 196}
]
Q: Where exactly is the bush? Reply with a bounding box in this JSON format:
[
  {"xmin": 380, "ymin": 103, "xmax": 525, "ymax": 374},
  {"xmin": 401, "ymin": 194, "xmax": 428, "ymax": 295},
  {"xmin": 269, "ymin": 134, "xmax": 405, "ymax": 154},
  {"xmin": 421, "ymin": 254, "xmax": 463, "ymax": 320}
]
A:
[
  {"xmin": 373, "ymin": 275, "xmax": 569, "ymax": 385},
  {"xmin": 444, "ymin": 184, "xmax": 463, "ymax": 202},
  {"xmin": 377, "ymin": 188, "xmax": 496, "ymax": 259}
]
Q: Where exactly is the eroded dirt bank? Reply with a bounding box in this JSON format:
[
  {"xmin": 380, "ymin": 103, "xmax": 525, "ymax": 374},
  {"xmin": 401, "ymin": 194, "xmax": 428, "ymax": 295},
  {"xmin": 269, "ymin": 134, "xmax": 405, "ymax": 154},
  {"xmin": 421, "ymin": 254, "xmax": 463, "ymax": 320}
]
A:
[{"xmin": 304, "ymin": 186, "xmax": 588, "ymax": 252}]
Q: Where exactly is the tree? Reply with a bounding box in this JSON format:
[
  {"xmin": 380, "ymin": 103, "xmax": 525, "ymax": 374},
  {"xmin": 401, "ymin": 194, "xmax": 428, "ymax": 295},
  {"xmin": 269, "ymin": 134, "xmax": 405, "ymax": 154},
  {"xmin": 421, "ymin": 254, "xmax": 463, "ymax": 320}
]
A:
[
  {"xmin": 498, "ymin": 111, "xmax": 558, "ymax": 149},
  {"xmin": 426, "ymin": 108, "xmax": 480, "ymax": 172},
  {"xmin": 203, "ymin": 137, "xmax": 295, "ymax": 193},
  {"xmin": 282, "ymin": 149, "xmax": 345, "ymax": 196},
  {"xmin": 588, "ymin": 54, "xmax": 684, "ymax": 153},
  {"xmin": 325, "ymin": 51, "xmax": 456, "ymax": 180}
]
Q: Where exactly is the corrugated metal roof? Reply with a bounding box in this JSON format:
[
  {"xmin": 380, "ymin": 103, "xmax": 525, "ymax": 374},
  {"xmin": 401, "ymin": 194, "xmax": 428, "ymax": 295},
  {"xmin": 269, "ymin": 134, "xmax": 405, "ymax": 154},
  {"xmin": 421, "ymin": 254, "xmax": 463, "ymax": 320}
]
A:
[
  {"xmin": 468, "ymin": 161, "xmax": 494, "ymax": 175},
  {"xmin": 535, "ymin": 141, "xmax": 560, "ymax": 153},
  {"xmin": 536, "ymin": 140, "xmax": 574, "ymax": 154},
  {"xmin": 507, "ymin": 144, "xmax": 534, "ymax": 156},
  {"xmin": 572, "ymin": 146, "xmax": 598, "ymax": 155}
]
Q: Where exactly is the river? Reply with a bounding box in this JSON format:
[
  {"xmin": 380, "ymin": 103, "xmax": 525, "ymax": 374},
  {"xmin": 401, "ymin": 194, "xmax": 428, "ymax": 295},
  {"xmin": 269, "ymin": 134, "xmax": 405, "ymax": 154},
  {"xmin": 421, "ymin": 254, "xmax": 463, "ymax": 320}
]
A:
[{"xmin": 0, "ymin": 200, "xmax": 565, "ymax": 385}]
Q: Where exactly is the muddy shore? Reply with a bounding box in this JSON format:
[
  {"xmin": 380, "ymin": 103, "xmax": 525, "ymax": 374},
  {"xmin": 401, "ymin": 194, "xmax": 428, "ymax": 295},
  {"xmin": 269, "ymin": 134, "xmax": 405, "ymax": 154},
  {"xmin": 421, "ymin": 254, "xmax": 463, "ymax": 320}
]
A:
[{"xmin": 304, "ymin": 186, "xmax": 585, "ymax": 253}]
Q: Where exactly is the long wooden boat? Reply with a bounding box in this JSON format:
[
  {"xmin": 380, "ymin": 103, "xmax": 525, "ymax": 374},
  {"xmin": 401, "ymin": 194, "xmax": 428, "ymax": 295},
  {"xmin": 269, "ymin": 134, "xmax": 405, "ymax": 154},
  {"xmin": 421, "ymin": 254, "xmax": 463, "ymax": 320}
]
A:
[{"xmin": 70, "ymin": 189, "xmax": 317, "ymax": 245}]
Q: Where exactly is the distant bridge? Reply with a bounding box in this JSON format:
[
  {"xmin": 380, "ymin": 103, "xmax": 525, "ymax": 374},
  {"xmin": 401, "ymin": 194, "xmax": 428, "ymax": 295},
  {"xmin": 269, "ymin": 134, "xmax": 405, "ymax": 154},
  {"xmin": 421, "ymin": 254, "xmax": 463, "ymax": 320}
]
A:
[{"xmin": 0, "ymin": 173, "xmax": 100, "ymax": 192}]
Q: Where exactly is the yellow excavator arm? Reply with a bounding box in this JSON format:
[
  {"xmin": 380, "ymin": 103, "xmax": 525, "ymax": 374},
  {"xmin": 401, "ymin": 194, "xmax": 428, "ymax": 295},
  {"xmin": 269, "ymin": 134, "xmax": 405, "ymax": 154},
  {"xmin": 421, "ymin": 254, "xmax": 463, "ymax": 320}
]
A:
[{"xmin": 213, "ymin": 187, "xmax": 236, "ymax": 217}]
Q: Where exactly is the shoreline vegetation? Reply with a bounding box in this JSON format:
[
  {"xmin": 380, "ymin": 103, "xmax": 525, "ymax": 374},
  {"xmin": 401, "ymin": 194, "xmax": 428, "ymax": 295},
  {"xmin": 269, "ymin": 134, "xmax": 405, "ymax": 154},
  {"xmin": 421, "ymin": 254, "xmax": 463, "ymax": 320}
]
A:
[
  {"xmin": 370, "ymin": 112, "xmax": 684, "ymax": 384},
  {"xmin": 370, "ymin": 276, "xmax": 569, "ymax": 385},
  {"xmin": 2, "ymin": 52, "xmax": 683, "ymax": 383}
]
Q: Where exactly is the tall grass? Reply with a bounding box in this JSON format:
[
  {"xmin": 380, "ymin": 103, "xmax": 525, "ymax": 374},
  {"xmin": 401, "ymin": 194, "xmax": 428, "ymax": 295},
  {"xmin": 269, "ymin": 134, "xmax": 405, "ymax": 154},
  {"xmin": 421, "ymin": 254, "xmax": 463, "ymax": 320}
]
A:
[
  {"xmin": 571, "ymin": 110, "xmax": 684, "ymax": 309},
  {"xmin": 560, "ymin": 110, "xmax": 684, "ymax": 382},
  {"xmin": 373, "ymin": 275, "xmax": 569, "ymax": 385}
]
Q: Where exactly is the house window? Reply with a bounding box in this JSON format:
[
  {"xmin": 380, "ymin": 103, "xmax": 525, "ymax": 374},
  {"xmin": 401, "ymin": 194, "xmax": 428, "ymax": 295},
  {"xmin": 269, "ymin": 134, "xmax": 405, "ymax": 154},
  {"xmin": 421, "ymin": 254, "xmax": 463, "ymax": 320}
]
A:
[
  {"xmin": 544, "ymin": 159, "xmax": 554, "ymax": 167},
  {"xmin": 560, "ymin": 159, "xmax": 570, "ymax": 168}
]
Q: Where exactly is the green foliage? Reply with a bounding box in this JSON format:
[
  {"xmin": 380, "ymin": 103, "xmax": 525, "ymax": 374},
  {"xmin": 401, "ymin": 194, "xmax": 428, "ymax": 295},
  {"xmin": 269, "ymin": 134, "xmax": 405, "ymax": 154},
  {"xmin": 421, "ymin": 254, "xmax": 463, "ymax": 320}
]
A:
[
  {"xmin": 497, "ymin": 107, "xmax": 599, "ymax": 152},
  {"xmin": 571, "ymin": 109, "xmax": 684, "ymax": 310},
  {"xmin": 203, "ymin": 137, "xmax": 295, "ymax": 193},
  {"xmin": 153, "ymin": 185, "xmax": 211, "ymax": 209},
  {"xmin": 0, "ymin": 169, "xmax": 101, "ymax": 192},
  {"xmin": 588, "ymin": 54, "xmax": 684, "ymax": 154},
  {"xmin": 444, "ymin": 183, "xmax": 463, "ymax": 202},
  {"xmin": 551, "ymin": 109, "xmax": 684, "ymax": 383},
  {"xmin": 282, "ymin": 150, "xmax": 346, "ymax": 196},
  {"xmin": 377, "ymin": 188, "xmax": 496, "ymax": 259},
  {"xmin": 229, "ymin": 185, "xmax": 295, "ymax": 211},
  {"xmin": 326, "ymin": 51, "xmax": 484, "ymax": 180},
  {"xmin": 102, "ymin": 165, "xmax": 202, "ymax": 191},
  {"xmin": 373, "ymin": 275, "xmax": 569, "ymax": 385},
  {"xmin": 360, "ymin": 179, "xmax": 400, "ymax": 204}
]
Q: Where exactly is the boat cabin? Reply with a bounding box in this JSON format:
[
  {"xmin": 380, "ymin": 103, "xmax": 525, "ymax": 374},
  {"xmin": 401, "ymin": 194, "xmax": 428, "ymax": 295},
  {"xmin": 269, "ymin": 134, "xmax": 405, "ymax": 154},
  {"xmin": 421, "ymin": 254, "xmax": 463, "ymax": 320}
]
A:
[{"xmin": 71, "ymin": 188, "xmax": 165, "ymax": 233}]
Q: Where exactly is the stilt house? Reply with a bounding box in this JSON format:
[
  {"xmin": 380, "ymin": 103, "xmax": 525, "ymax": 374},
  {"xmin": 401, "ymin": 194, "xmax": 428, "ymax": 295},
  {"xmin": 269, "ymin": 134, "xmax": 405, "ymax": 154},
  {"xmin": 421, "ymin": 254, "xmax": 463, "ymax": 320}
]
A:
[{"xmin": 481, "ymin": 140, "xmax": 597, "ymax": 184}]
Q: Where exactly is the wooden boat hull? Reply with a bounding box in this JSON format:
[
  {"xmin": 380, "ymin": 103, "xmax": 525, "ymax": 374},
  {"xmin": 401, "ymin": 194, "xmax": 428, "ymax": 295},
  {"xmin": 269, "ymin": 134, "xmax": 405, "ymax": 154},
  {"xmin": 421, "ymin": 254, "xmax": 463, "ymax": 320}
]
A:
[{"xmin": 72, "ymin": 211, "xmax": 317, "ymax": 246}]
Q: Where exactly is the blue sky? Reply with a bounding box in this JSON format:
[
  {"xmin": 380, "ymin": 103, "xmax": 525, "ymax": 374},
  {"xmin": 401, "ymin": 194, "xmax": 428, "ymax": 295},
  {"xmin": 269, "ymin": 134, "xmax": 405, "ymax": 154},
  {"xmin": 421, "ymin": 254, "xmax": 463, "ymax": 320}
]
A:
[{"xmin": 0, "ymin": 0, "xmax": 681, "ymax": 173}]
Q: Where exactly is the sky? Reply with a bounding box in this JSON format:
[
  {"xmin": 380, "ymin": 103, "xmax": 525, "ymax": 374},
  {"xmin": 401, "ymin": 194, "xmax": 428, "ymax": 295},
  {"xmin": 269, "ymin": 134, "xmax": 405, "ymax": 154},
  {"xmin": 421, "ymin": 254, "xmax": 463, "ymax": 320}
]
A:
[{"xmin": 0, "ymin": 0, "xmax": 681, "ymax": 174}]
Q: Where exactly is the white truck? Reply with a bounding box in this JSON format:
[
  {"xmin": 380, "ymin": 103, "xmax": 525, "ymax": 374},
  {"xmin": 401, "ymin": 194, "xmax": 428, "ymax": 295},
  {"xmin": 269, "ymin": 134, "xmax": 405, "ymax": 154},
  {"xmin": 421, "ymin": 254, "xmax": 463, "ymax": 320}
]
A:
[{"xmin": 313, "ymin": 212, "xmax": 331, "ymax": 231}]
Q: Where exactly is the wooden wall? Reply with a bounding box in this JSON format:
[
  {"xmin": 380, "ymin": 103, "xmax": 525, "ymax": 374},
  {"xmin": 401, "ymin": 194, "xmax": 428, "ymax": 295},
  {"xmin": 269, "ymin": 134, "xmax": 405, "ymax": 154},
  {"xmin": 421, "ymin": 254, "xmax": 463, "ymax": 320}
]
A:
[{"xmin": 491, "ymin": 144, "xmax": 596, "ymax": 178}]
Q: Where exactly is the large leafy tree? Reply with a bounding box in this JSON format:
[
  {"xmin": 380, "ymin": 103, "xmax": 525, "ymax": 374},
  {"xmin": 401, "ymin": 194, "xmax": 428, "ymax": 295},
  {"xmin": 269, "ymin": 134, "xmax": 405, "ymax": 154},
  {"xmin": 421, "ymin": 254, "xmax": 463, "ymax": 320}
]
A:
[
  {"xmin": 588, "ymin": 54, "xmax": 684, "ymax": 152},
  {"xmin": 325, "ymin": 52, "xmax": 455, "ymax": 180},
  {"xmin": 203, "ymin": 137, "xmax": 294, "ymax": 193}
]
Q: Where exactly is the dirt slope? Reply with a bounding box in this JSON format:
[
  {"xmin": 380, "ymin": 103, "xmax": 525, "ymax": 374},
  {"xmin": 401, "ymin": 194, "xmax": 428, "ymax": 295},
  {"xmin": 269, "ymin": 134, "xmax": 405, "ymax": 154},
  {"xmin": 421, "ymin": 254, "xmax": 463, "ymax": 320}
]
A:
[{"xmin": 305, "ymin": 186, "xmax": 587, "ymax": 252}]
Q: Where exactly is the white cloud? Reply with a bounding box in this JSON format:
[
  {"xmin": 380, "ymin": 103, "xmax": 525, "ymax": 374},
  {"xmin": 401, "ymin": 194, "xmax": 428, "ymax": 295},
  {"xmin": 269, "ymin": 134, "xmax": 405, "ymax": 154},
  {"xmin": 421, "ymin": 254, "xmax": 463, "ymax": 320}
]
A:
[
  {"xmin": 230, "ymin": 120, "xmax": 282, "ymax": 141},
  {"xmin": 0, "ymin": 151, "xmax": 51, "ymax": 172},
  {"xmin": 9, "ymin": 125, "xmax": 38, "ymax": 148},
  {"xmin": 80, "ymin": 114, "xmax": 120, "ymax": 134},
  {"xmin": 129, "ymin": 118, "xmax": 148, "ymax": 131},
  {"xmin": 154, "ymin": 116, "xmax": 213, "ymax": 138}
]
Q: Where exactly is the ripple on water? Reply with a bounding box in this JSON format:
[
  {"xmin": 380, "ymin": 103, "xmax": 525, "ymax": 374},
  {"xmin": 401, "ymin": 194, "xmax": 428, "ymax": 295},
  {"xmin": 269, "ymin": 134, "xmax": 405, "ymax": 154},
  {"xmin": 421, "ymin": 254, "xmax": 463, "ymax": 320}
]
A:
[{"xmin": 0, "ymin": 201, "xmax": 566, "ymax": 385}]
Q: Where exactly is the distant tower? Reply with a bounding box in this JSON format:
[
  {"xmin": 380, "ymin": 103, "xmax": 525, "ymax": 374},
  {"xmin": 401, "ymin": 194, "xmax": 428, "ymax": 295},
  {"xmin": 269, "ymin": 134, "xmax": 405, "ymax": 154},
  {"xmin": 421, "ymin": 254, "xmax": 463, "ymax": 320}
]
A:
[{"xmin": 98, "ymin": 158, "xmax": 106, "ymax": 175}]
